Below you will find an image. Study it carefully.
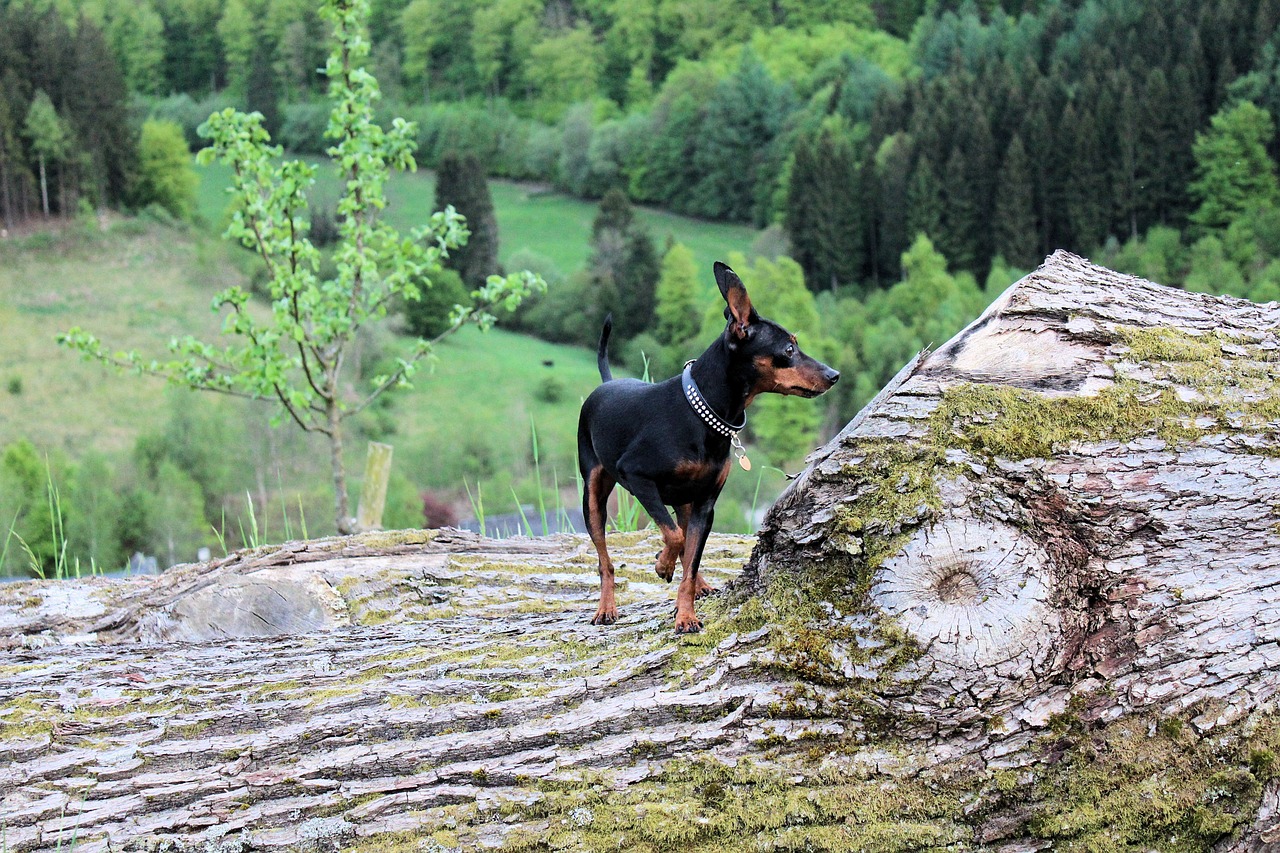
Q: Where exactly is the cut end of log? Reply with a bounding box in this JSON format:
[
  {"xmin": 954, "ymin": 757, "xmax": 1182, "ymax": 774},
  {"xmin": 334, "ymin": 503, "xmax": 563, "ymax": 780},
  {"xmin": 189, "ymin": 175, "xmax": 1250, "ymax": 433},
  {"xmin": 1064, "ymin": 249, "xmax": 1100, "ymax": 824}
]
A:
[{"xmin": 749, "ymin": 250, "xmax": 1280, "ymax": 738}]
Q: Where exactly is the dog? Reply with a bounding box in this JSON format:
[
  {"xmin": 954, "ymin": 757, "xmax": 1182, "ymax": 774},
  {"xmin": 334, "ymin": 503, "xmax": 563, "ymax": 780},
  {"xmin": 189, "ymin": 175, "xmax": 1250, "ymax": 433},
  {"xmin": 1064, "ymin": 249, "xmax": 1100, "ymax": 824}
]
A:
[{"xmin": 576, "ymin": 261, "xmax": 839, "ymax": 632}]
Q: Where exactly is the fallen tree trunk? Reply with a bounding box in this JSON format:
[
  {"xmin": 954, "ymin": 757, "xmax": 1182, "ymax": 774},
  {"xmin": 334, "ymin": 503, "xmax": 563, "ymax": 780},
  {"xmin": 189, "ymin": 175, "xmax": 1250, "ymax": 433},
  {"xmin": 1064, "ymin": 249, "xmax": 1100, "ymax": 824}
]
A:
[{"xmin": 4, "ymin": 252, "xmax": 1280, "ymax": 852}]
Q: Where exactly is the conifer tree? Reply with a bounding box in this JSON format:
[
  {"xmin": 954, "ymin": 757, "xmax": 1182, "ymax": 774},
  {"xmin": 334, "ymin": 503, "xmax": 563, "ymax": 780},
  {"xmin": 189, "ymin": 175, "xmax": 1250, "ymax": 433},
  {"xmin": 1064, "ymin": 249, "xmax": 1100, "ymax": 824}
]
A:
[
  {"xmin": 592, "ymin": 187, "xmax": 633, "ymax": 238},
  {"xmin": 0, "ymin": 86, "xmax": 20, "ymax": 229},
  {"xmin": 246, "ymin": 43, "xmax": 281, "ymax": 140},
  {"xmin": 993, "ymin": 134, "xmax": 1037, "ymax": 269},
  {"xmin": 1112, "ymin": 73, "xmax": 1141, "ymax": 239},
  {"xmin": 162, "ymin": 0, "xmax": 224, "ymax": 93},
  {"xmin": 869, "ymin": 132, "xmax": 910, "ymax": 284},
  {"xmin": 586, "ymin": 189, "xmax": 659, "ymax": 341},
  {"xmin": 938, "ymin": 145, "xmax": 977, "ymax": 273},
  {"xmin": 961, "ymin": 107, "xmax": 997, "ymax": 270},
  {"xmin": 1257, "ymin": 0, "xmax": 1280, "ymax": 57},
  {"xmin": 434, "ymin": 151, "xmax": 501, "ymax": 288},
  {"xmin": 905, "ymin": 149, "xmax": 943, "ymax": 243},
  {"xmin": 690, "ymin": 52, "xmax": 794, "ymax": 223},
  {"xmin": 620, "ymin": 227, "xmax": 660, "ymax": 337},
  {"xmin": 1166, "ymin": 65, "xmax": 1203, "ymax": 224},
  {"xmin": 1190, "ymin": 101, "xmax": 1280, "ymax": 230},
  {"xmin": 653, "ymin": 242, "xmax": 699, "ymax": 348},
  {"xmin": 784, "ymin": 119, "xmax": 865, "ymax": 293},
  {"xmin": 66, "ymin": 15, "xmax": 135, "ymax": 206},
  {"xmin": 1063, "ymin": 102, "xmax": 1109, "ymax": 251},
  {"xmin": 1021, "ymin": 75, "xmax": 1061, "ymax": 256}
]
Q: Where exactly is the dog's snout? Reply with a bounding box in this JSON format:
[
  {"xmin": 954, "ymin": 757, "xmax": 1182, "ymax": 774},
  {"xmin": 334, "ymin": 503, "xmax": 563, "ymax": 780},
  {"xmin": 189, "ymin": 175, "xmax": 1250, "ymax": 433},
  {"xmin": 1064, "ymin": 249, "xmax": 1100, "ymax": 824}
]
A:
[{"xmin": 825, "ymin": 367, "xmax": 840, "ymax": 384}]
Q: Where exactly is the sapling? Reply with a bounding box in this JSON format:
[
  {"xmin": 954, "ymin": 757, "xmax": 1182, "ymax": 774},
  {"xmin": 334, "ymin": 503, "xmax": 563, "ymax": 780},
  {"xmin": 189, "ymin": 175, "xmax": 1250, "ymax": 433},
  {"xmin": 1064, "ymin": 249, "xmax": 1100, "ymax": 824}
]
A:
[{"xmin": 62, "ymin": 0, "xmax": 542, "ymax": 534}]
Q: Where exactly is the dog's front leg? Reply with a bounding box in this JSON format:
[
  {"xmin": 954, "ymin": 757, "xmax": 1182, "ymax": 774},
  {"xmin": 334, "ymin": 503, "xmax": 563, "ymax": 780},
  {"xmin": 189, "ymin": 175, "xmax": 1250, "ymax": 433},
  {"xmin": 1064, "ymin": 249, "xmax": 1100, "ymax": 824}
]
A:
[
  {"xmin": 674, "ymin": 502, "xmax": 713, "ymax": 599},
  {"xmin": 674, "ymin": 502, "xmax": 716, "ymax": 634}
]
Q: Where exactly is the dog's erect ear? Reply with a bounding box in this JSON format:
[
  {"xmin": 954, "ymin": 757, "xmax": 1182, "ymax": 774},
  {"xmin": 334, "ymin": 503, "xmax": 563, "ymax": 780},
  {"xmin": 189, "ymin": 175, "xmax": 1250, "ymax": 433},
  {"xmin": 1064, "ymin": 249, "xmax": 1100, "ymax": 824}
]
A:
[{"xmin": 713, "ymin": 261, "xmax": 754, "ymax": 339}]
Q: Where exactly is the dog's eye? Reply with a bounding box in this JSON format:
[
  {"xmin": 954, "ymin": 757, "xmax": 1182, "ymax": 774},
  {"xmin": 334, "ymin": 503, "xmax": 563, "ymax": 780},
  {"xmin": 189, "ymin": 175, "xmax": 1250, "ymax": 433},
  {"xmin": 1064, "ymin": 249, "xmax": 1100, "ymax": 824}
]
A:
[{"xmin": 785, "ymin": 344, "xmax": 795, "ymax": 357}]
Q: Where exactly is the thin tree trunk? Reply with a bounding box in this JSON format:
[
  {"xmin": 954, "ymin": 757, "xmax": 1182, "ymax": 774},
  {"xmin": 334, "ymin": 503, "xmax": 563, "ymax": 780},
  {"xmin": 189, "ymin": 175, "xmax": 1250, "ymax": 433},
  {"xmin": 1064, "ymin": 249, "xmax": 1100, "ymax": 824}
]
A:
[
  {"xmin": 328, "ymin": 396, "xmax": 352, "ymax": 535},
  {"xmin": 37, "ymin": 152, "xmax": 48, "ymax": 217},
  {"xmin": 0, "ymin": 154, "xmax": 12, "ymax": 229}
]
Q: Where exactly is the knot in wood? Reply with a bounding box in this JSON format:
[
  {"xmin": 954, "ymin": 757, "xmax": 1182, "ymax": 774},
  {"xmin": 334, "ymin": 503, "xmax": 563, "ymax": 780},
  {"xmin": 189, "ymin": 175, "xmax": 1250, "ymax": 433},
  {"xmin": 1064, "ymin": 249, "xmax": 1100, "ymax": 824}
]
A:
[
  {"xmin": 873, "ymin": 516, "xmax": 1058, "ymax": 673},
  {"xmin": 933, "ymin": 563, "xmax": 983, "ymax": 605}
]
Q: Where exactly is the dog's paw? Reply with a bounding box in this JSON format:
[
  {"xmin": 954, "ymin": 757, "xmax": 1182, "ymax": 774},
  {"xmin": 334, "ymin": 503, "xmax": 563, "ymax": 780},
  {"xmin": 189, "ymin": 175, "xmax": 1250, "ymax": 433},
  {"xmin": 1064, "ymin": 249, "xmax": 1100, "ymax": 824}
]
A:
[
  {"xmin": 694, "ymin": 579, "xmax": 717, "ymax": 599},
  {"xmin": 591, "ymin": 607, "xmax": 618, "ymax": 626},
  {"xmin": 655, "ymin": 561, "xmax": 676, "ymax": 583},
  {"xmin": 673, "ymin": 613, "xmax": 702, "ymax": 634}
]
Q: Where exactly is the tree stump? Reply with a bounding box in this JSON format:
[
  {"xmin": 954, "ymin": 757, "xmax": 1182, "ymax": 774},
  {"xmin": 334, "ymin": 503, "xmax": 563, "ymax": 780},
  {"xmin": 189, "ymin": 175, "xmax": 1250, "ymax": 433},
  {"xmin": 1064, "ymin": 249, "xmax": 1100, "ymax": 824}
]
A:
[{"xmin": 4, "ymin": 251, "xmax": 1280, "ymax": 852}]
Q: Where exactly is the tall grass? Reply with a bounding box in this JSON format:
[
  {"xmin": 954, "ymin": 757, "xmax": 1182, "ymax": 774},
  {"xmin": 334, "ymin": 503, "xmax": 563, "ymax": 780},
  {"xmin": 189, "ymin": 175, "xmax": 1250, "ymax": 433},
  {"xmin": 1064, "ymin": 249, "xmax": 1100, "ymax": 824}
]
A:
[
  {"xmin": 210, "ymin": 486, "xmax": 309, "ymax": 557},
  {"xmin": 237, "ymin": 491, "xmax": 261, "ymax": 550},
  {"xmin": 277, "ymin": 469, "xmax": 292, "ymax": 541},
  {"xmin": 5, "ymin": 458, "xmax": 104, "ymax": 580},
  {"xmin": 211, "ymin": 508, "xmax": 229, "ymax": 556},
  {"xmin": 1, "ymin": 509, "xmax": 19, "ymax": 576},
  {"xmin": 609, "ymin": 490, "xmax": 646, "ymax": 533},
  {"xmin": 464, "ymin": 479, "xmax": 487, "ymax": 537},
  {"xmin": 530, "ymin": 417, "xmax": 549, "ymax": 535}
]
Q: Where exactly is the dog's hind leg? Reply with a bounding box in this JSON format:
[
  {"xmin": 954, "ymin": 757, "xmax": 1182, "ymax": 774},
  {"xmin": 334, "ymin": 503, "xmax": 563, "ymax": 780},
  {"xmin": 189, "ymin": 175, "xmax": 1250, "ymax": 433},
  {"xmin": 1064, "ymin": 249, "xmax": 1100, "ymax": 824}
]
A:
[
  {"xmin": 665, "ymin": 503, "xmax": 691, "ymax": 583},
  {"xmin": 583, "ymin": 463, "xmax": 619, "ymax": 626}
]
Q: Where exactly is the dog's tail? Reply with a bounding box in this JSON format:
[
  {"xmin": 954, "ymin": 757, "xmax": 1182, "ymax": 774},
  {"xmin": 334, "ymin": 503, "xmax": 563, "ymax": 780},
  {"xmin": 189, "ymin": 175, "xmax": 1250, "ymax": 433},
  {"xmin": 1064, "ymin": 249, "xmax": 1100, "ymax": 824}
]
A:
[{"xmin": 597, "ymin": 314, "xmax": 613, "ymax": 382}]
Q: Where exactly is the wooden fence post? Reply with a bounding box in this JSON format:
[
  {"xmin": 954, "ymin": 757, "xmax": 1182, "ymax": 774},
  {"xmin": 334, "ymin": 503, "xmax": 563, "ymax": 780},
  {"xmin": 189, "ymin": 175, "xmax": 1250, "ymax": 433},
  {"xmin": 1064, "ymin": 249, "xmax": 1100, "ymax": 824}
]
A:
[{"xmin": 356, "ymin": 441, "xmax": 393, "ymax": 531}]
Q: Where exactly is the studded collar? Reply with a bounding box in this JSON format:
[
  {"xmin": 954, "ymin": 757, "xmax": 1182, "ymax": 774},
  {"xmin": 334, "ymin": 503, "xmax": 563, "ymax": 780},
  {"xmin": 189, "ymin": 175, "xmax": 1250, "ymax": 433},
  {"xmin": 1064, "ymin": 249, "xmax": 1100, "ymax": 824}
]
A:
[{"xmin": 681, "ymin": 361, "xmax": 745, "ymax": 438}]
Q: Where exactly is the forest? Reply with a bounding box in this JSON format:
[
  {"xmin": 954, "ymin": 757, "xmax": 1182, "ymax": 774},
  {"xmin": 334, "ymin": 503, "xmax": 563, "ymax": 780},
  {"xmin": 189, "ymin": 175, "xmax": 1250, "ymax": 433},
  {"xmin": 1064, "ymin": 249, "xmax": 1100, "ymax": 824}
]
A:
[{"xmin": 3, "ymin": 0, "xmax": 1280, "ymax": 576}]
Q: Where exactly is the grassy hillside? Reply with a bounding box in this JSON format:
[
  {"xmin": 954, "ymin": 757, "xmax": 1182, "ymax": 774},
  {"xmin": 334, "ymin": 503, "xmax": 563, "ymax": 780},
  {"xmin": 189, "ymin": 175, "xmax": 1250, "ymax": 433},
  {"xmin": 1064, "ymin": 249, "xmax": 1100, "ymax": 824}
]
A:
[
  {"xmin": 0, "ymin": 222, "xmax": 240, "ymax": 456},
  {"xmin": 5, "ymin": 158, "xmax": 760, "ymax": 467},
  {"xmin": 0, "ymin": 220, "xmax": 600, "ymax": 482}
]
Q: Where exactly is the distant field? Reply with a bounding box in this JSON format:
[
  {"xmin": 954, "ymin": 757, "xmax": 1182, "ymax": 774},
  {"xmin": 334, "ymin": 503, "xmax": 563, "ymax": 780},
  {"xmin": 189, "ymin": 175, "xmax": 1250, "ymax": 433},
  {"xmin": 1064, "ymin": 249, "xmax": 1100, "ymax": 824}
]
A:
[
  {"xmin": 0, "ymin": 224, "xmax": 242, "ymax": 456},
  {"xmin": 0, "ymin": 222, "xmax": 600, "ymax": 510},
  {"xmin": 194, "ymin": 160, "xmax": 759, "ymax": 294}
]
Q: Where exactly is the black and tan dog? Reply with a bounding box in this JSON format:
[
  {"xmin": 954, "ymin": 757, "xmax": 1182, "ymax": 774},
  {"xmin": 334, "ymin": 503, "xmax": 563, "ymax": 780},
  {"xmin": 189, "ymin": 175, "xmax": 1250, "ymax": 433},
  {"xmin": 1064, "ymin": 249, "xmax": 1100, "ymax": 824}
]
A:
[{"xmin": 577, "ymin": 261, "xmax": 839, "ymax": 633}]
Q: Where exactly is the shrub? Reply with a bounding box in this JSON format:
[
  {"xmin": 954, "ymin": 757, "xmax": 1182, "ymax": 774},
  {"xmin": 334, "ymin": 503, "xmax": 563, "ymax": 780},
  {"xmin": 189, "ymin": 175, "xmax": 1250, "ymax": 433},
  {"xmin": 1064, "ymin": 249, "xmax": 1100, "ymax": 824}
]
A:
[
  {"xmin": 402, "ymin": 266, "xmax": 470, "ymax": 338},
  {"xmin": 421, "ymin": 491, "xmax": 458, "ymax": 528},
  {"xmin": 309, "ymin": 204, "xmax": 341, "ymax": 247},
  {"xmin": 132, "ymin": 119, "xmax": 198, "ymax": 220},
  {"xmin": 410, "ymin": 100, "xmax": 549, "ymax": 179},
  {"xmin": 279, "ymin": 101, "xmax": 332, "ymax": 154},
  {"xmin": 535, "ymin": 374, "xmax": 565, "ymax": 403},
  {"xmin": 146, "ymin": 91, "xmax": 237, "ymax": 150}
]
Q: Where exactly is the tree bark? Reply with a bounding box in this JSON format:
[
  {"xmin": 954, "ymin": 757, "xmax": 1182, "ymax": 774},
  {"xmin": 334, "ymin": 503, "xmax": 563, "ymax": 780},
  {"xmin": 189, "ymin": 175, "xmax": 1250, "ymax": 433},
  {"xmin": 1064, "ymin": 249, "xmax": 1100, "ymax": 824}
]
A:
[{"xmin": 4, "ymin": 252, "xmax": 1280, "ymax": 851}]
